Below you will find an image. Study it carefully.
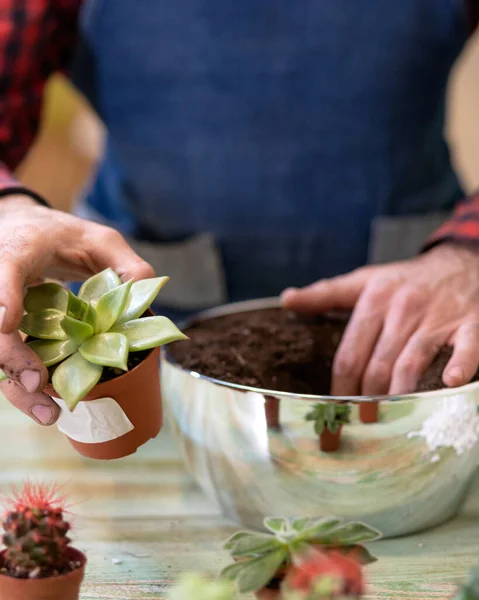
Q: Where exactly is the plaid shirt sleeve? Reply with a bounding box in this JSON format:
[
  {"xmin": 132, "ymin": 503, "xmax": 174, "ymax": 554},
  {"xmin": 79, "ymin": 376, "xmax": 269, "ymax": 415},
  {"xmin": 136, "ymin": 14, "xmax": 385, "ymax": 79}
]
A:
[
  {"xmin": 0, "ymin": 0, "xmax": 81, "ymax": 206},
  {"xmin": 424, "ymin": 193, "xmax": 479, "ymax": 250}
]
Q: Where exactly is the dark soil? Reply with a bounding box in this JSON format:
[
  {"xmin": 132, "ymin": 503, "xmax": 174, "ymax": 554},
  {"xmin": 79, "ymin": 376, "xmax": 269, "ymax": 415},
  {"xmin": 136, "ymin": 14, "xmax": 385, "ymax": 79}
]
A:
[
  {"xmin": 168, "ymin": 308, "xmax": 479, "ymax": 395},
  {"xmin": 0, "ymin": 557, "xmax": 81, "ymax": 579},
  {"xmin": 98, "ymin": 349, "xmax": 151, "ymax": 383}
]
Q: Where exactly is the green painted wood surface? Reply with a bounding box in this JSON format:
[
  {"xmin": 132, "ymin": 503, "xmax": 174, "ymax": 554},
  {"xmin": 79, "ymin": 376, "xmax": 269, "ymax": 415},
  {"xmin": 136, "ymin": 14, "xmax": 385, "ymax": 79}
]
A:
[{"xmin": 0, "ymin": 399, "xmax": 478, "ymax": 599}]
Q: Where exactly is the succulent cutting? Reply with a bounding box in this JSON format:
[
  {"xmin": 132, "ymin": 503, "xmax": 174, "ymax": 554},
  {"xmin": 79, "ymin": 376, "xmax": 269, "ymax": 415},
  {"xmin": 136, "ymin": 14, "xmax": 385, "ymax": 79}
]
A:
[
  {"xmin": 220, "ymin": 516, "xmax": 381, "ymax": 594},
  {"xmin": 305, "ymin": 404, "xmax": 351, "ymax": 435},
  {"xmin": 0, "ymin": 269, "xmax": 186, "ymax": 409}
]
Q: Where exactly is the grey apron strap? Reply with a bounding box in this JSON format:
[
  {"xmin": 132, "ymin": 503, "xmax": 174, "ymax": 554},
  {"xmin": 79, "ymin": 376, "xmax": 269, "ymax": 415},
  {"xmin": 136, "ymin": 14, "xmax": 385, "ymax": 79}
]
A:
[
  {"xmin": 73, "ymin": 201, "xmax": 228, "ymax": 310},
  {"xmin": 368, "ymin": 212, "xmax": 451, "ymax": 264}
]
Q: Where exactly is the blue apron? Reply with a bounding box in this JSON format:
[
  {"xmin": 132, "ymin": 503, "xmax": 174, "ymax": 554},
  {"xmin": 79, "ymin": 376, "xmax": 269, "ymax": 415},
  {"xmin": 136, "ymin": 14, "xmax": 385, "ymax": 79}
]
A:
[{"xmin": 71, "ymin": 0, "xmax": 467, "ymax": 320}]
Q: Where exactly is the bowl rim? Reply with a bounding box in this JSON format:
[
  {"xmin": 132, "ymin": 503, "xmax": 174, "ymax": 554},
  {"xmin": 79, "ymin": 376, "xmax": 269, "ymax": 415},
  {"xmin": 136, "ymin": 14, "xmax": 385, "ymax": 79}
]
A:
[{"xmin": 162, "ymin": 297, "xmax": 479, "ymax": 404}]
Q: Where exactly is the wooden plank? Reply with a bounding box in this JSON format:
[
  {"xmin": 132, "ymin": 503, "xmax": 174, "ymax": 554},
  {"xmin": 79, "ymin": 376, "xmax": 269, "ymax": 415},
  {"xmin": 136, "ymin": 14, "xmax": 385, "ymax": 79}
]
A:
[{"xmin": 0, "ymin": 400, "xmax": 477, "ymax": 599}]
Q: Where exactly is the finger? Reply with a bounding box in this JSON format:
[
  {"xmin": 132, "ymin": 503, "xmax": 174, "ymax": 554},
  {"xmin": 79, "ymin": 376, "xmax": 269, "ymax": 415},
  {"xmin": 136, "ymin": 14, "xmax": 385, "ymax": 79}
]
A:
[
  {"xmin": 280, "ymin": 268, "xmax": 372, "ymax": 314},
  {"xmin": 88, "ymin": 227, "xmax": 155, "ymax": 282},
  {"xmin": 0, "ymin": 331, "xmax": 49, "ymax": 392},
  {"xmin": 0, "ymin": 260, "xmax": 26, "ymax": 334},
  {"xmin": 0, "ymin": 381, "xmax": 59, "ymax": 425},
  {"xmin": 389, "ymin": 329, "xmax": 448, "ymax": 395},
  {"xmin": 331, "ymin": 281, "xmax": 393, "ymax": 396},
  {"xmin": 362, "ymin": 288, "xmax": 428, "ymax": 395},
  {"xmin": 443, "ymin": 322, "xmax": 479, "ymax": 388}
]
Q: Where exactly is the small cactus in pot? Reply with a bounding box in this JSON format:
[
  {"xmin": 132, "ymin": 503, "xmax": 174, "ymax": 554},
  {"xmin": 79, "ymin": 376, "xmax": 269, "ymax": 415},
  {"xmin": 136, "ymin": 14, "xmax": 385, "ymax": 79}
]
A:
[
  {"xmin": 1, "ymin": 269, "xmax": 187, "ymax": 459},
  {"xmin": 0, "ymin": 481, "xmax": 86, "ymax": 600},
  {"xmin": 305, "ymin": 404, "xmax": 351, "ymax": 452},
  {"xmin": 221, "ymin": 516, "xmax": 380, "ymax": 598}
]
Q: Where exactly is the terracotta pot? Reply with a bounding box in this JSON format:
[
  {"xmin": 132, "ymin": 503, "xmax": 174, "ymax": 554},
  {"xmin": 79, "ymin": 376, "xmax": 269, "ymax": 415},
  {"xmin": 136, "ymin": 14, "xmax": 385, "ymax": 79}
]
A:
[
  {"xmin": 359, "ymin": 401, "xmax": 379, "ymax": 424},
  {"xmin": 319, "ymin": 426, "xmax": 343, "ymax": 452},
  {"xmin": 0, "ymin": 548, "xmax": 86, "ymax": 600},
  {"xmin": 47, "ymin": 346, "xmax": 162, "ymax": 460},
  {"xmin": 256, "ymin": 589, "xmax": 280, "ymax": 599},
  {"xmin": 264, "ymin": 395, "xmax": 281, "ymax": 430}
]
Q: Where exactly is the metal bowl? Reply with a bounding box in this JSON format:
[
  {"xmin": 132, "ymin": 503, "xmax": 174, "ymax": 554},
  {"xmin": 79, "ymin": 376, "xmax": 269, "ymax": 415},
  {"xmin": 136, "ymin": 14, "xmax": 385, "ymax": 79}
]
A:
[{"xmin": 161, "ymin": 298, "xmax": 479, "ymax": 538}]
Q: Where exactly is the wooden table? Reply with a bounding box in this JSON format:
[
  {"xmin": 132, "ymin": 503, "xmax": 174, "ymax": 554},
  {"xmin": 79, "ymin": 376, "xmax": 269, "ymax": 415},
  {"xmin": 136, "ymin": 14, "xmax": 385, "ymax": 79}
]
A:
[{"xmin": 1, "ymin": 400, "xmax": 478, "ymax": 600}]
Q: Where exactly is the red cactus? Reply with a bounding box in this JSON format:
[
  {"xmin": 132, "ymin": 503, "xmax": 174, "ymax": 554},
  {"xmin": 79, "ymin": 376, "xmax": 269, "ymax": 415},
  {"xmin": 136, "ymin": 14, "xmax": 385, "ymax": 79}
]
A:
[
  {"xmin": 1, "ymin": 481, "xmax": 77, "ymax": 579},
  {"xmin": 282, "ymin": 548, "xmax": 365, "ymax": 599}
]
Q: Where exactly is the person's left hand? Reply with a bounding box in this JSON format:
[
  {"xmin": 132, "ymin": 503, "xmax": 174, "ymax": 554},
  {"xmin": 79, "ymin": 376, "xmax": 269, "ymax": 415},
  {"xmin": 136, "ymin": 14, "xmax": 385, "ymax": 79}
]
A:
[{"xmin": 281, "ymin": 242, "xmax": 479, "ymax": 396}]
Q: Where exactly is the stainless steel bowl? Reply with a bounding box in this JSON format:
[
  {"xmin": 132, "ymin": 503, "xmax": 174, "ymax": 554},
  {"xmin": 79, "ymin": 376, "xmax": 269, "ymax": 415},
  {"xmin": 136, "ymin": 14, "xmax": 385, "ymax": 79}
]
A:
[{"xmin": 161, "ymin": 298, "xmax": 479, "ymax": 538}]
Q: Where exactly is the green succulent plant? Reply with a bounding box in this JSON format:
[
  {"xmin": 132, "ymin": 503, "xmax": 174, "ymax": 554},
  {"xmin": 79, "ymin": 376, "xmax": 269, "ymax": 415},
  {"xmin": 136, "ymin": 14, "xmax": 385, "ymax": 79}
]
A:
[
  {"xmin": 0, "ymin": 269, "xmax": 186, "ymax": 410},
  {"xmin": 167, "ymin": 573, "xmax": 236, "ymax": 600},
  {"xmin": 305, "ymin": 403, "xmax": 351, "ymax": 435},
  {"xmin": 454, "ymin": 565, "xmax": 479, "ymax": 600},
  {"xmin": 220, "ymin": 516, "xmax": 381, "ymax": 594}
]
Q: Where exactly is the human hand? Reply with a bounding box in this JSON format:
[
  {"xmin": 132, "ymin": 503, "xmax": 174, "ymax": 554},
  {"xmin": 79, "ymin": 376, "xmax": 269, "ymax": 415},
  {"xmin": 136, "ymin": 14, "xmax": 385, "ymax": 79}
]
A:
[
  {"xmin": 0, "ymin": 195, "xmax": 154, "ymax": 425},
  {"xmin": 281, "ymin": 242, "xmax": 479, "ymax": 396}
]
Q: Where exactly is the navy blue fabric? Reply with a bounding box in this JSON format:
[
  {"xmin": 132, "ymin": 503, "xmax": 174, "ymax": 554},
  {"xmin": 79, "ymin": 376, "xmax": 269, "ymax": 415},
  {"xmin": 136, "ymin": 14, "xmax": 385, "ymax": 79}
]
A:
[{"xmin": 72, "ymin": 0, "xmax": 467, "ymax": 307}]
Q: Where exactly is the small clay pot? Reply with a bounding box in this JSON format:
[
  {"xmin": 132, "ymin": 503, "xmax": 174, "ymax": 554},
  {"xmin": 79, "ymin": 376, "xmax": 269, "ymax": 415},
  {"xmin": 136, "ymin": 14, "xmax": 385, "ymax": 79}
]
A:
[
  {"xmin": 319, "ymin": 426, "xmax": 343, "ymax": 452},
  {"xmin": 359, "ymin": 401, "xmax": 379, "ymax": 424},
  {"xmin": 47, "ymin": 346, "xmax": 162, "ymax": 460},
  {"xmin": 264, "ymin": 395, "xmax": 281, "ymax": 430},
  {"xmin": 256, "ymin": 589, "xmax": 280, "ymax": 599},
  {"xmin": 0, "ymin": 548, "xmax": 86, "ymax": 600}
]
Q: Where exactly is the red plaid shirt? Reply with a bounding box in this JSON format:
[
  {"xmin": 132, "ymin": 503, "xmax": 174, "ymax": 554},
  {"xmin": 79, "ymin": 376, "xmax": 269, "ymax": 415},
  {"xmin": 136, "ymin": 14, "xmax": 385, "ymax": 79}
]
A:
[{"xmin": 0, "ymin": 0, "xmax": 478, "ymax": 247}]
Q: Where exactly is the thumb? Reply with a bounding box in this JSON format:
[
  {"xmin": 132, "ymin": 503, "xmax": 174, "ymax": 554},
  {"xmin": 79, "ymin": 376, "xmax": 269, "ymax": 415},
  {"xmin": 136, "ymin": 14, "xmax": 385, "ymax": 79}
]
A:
[
  {"xmin": 89, "ymin": 228, "xmax": 155, "ymax": 282},
  {"xmin": 0, "ymin": 260, "xmax": 28, "ymax": 334},
  {"xmin": 280, "ymin": 268, "xmax": 371, "ymax": 314}
]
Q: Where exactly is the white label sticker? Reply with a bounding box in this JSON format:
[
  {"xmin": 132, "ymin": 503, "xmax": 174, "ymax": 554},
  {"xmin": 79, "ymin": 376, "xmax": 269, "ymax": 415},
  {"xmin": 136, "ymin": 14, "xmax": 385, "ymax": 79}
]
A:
[{"xmin": 53, "ymin": 396, "xmax": 134, "ymax": 444}]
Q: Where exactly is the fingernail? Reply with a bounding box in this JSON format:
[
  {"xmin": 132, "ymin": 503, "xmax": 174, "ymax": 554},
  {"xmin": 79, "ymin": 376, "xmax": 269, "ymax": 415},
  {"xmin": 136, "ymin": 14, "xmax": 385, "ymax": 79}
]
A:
[
  {"xmin": 0, "ymin": 305, "xmax": 6, "ymax": 332},
  {"xmin": 280, "ymin": 288, "xmax": 297, "ymax": 301},
  {"xmin": 31, "ymin": 404, "xmax": 53, "ymax": 425},
  {"xmin": 20, "ymin": 370, "xmax": 41, "ymax": 393},
  {"xmin": 445, "ymin": 366, "xmax": 465, "ymax": 386}
]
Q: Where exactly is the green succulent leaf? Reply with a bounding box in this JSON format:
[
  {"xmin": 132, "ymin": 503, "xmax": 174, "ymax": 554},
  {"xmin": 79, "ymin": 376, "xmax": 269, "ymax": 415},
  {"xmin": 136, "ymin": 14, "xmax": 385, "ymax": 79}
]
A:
[
  {"xmin": 219, "ymin": 561, "xmax": 248, "ymax": 583},
  {"xmin": 224, "ymin": 532, "xmax": 253, "ymax": 549},
  {"xmin": 264, "ymin": 517, "xmax": 288, "ymax": 534},
  {"xmin": 327, "ymin": 420, "xmax": 340, "ymax": 434},
  {"xmin": 67, "ymin": 291, "xmax": 89, "ymax": 318},
  {"xmin": 340, "ymin": 544, "xmax": 378, "ymax": 565},
  {"xmin": 296, "ymin": 518, "xmax": 342, "ymax": 542},
  {"xmin": 79, "ymin": 333, "xmax": 129, "ymax": 370},
  {"xmin": 20, "ymin": 310, "xmax": 68, "ymax": 341},
  {"xmin": 112, "ymin": 316, "xmax": 187, "ymax": 351},
  {"xmin": 28, "ymin": 339, "xmax": 77, "ymax": 367},
  {"xmin": 320, "ymin": 521, "xmax": 381, "ymax": 545},
  {"xmin": 78, "ymin": 268, "xmax": 122, "ymax": 304},
  {"xmin": 24, "ymin": 283, "xmax": 69, "ymax": 314},
  {"xmin": 95, "ymin": 279, "xmax": 133, "ymax": 333},
  {"xmin": 52, "ymin": 351, "xmax": 103, "ymax": 410},
  {"xmin": 291, "ymin": 517, "xmax": 310, "ymax": 532},
  {"xmin": 224, "ymin": 532, "xmax": 281, "ymax": 558},
  {"xmin": 314, "ymin": 419, "xmax": 326, "ymax": 435},
  {"xmin": 117, "ymin": 276, "xmax": 170, "ymax": 324},
  {"xmin": 0, "ymin": 369, "xmax": 7, "ymax": 382},
  {"xmin": 232, "ymin": 548, "xmax": 288, "ymax": 594},
  {"xmin": 61, "ymin": 316, "xmax": 94, "ymax": 345}
]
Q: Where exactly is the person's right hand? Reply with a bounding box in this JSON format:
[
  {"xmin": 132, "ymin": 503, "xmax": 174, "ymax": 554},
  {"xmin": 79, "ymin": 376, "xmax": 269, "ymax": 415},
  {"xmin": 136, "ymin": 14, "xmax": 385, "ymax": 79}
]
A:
[{"xmin": 0, "ymin": 195, "xmax": 154, "ymax": 426}]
